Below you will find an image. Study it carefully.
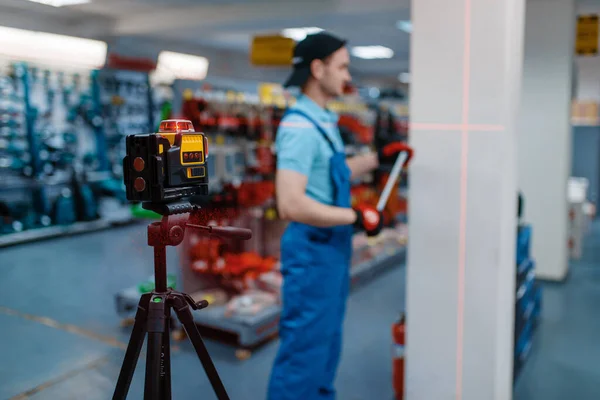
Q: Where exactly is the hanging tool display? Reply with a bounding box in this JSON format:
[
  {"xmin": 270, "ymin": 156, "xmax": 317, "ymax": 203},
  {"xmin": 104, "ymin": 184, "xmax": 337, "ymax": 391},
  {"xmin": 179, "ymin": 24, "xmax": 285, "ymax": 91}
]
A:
[
  {"xmin": 0, "ymin": 63, "xmax": 32, "ymax": 234},
  {"xmin": 24, "ymin": 66, "xmax": 105, "ymax": 226},
  {"xmin": 98, "ymin": 69, "xmax": 154, "ymax": 180},
  {"xmin": 0, "ymin": 61, "xmax": 146, "ymax": 243}
]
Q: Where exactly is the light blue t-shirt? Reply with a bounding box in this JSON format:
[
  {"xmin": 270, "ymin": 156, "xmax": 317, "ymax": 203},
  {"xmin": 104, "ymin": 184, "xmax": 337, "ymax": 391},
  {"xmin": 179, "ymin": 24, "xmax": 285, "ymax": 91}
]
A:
[{"xmin": 275, "ymin": 95, "xmax": 345, "ymax": 205}]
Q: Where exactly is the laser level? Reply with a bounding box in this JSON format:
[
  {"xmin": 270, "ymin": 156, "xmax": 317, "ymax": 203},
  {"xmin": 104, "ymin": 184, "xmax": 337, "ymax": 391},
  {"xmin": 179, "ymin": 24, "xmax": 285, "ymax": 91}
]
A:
[{"xmin": 123, "ymin": 119, "xmax": 210, "ymax": 204}]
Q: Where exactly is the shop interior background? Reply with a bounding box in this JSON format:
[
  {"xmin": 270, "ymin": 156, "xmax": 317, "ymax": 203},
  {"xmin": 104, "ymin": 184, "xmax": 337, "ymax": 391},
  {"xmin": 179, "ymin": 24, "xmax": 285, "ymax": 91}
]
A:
[{"xmin": 1, "ymin": 0, "xmax": 599, "ymax": 399}]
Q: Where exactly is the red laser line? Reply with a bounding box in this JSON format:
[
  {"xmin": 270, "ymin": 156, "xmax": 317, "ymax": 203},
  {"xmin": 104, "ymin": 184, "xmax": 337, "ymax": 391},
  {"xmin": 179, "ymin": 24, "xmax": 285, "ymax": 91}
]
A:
[
  {"xmin": 410, "ymin": 123, "xmax": 504, "ymax": 131},
  {"xmin": 457, "ymin": 0, "xmax": 472, "ymax": 397}
]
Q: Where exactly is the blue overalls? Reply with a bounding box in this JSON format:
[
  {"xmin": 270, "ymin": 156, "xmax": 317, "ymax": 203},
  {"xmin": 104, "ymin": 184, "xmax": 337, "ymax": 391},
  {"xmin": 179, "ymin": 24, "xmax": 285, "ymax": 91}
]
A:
[{"xmin": 268, "ymin": 109, "xmax": 354, "ymax": 400}]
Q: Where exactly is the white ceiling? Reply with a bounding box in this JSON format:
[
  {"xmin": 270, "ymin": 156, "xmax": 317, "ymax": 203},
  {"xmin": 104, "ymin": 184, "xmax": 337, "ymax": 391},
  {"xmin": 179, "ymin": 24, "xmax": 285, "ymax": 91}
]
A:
[{"xmin": 0, "ymin": 0, "xmax": 411, "ymax": 85}]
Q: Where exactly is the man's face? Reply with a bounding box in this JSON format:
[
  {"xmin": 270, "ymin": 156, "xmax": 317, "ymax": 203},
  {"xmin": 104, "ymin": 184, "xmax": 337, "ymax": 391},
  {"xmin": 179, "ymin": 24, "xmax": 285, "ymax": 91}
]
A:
[{"xmin": 314, "ymin": 47, "xmax": 352, "ymax": 97}]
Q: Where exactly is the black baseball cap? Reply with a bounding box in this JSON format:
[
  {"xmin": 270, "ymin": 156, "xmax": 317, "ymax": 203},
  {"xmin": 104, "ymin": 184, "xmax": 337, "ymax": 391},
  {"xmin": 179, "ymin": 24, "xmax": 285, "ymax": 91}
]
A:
[{"xmin": 283, "ymin": 32, "xmax": 347, "ymax": 88}]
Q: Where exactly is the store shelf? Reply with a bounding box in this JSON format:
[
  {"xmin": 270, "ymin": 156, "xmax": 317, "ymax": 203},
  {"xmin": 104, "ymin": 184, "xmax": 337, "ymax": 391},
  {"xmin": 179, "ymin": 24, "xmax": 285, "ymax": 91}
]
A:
[
  {"xmin": 0, "ymin": 207, "xmax": 136, "ymax": 248},
  {"xmin": 114, "ymin": 239, "xmax": 406, "ymax": 348}
]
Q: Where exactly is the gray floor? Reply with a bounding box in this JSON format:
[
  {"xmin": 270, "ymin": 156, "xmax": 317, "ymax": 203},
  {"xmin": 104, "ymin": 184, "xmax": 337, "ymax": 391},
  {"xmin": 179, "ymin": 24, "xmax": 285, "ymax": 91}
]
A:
[{"xmin": 0, "ymin": 221, "xmax": 598, "ymax": 399}]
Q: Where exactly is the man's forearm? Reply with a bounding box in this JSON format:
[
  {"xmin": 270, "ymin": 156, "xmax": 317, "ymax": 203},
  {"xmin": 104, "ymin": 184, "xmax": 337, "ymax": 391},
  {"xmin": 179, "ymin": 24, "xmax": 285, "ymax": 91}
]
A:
[
  {"xmin": 278, "ymin": 194, "xmax": 356, "ymax": 227},
  {"xmin": 346, "ymin": 152, "xmax": 379, "ymax": 179}
]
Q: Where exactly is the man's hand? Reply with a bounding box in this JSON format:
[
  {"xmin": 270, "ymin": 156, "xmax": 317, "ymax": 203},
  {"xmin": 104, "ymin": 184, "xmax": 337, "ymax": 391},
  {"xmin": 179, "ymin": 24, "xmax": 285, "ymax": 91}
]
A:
[
  {"xmin": 378, "ymin": 142, "xmax": 414, "ymax": 167},
  {"xmin": 353, "ymin": 204, "xmax": 384, "ymax": 237}
]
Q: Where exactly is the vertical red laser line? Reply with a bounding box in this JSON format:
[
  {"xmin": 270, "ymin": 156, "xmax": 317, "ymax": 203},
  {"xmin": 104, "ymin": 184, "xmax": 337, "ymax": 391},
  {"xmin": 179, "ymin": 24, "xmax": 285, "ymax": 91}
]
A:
[{"xmin": 457, "ymin": 0, "xmax": 472, "ymax": 398}]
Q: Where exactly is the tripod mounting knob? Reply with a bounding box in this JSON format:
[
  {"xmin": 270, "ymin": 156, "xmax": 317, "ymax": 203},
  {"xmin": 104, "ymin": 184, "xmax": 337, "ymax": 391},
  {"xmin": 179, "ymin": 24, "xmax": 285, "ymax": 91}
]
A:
[
  {"xmin": 186, "ymin": 223, "xmax": 252, "ymax": 240},
  {"xmin": 183, "ymin": 293, "xmax": 209, "ymax": 310}
]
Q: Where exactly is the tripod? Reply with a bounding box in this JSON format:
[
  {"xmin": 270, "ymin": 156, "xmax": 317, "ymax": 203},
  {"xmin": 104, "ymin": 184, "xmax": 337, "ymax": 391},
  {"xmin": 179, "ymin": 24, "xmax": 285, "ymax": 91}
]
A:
[{"xmin": 113, "ymin": 201, "xmax": 252, "ymax": 400}]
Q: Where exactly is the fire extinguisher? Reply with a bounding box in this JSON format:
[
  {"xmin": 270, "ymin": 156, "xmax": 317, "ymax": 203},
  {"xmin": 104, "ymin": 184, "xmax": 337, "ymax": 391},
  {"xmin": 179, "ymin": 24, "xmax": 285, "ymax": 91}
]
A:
[{"xmin": 392, "ymin": 313, "xmax": 406, "ymax": 400}]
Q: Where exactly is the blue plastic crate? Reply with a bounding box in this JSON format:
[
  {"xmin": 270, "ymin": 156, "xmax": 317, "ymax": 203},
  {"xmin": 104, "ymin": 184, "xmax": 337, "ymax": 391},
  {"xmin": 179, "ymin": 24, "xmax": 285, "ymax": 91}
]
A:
[
  {"xmin": 517, "ymin": 258, "xmax": 535, "ymax": 288},
  {"xmin": 515, "ymin": 316, "xmax": 534, "ymax": 358},
  {"xmin": 532, "ymin": 282, "xmax": 542, "ymax": 326},
  {"xmin": 516, "ymin": 225, "xmax": 532, "ymax": 265}
]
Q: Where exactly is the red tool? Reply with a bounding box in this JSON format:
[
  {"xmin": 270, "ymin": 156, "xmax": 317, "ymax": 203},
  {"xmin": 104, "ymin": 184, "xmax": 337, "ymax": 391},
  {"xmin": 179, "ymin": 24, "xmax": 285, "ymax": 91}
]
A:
[
  {"xmin": 392, "ymin": 314, "xmax": 406, "ymax": 400},
  {"xmin": 252, "ymin": 143, "xmax": 275, "ymax": 175},
  {"xmin": 235, "ymin": 181, "xmax": 275, "ymax": 207},
  {"xmin": 338, "ymin": 114, "xmax": 374, "ymax": 144}
]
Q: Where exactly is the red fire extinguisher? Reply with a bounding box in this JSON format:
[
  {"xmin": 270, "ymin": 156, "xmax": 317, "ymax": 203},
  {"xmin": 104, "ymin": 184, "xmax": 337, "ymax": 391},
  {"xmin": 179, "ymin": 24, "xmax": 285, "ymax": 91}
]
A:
[{"xmin": 392, "ymin": 313, "xmax": 406, "ymax": 400}]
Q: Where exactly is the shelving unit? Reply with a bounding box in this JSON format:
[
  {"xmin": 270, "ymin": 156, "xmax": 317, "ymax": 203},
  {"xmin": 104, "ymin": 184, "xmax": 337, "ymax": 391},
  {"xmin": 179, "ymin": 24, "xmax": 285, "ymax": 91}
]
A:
[
  {"xmin": 513, "ymin": 223, "xmax": 542, "ymax": 382},
  {"xmin": 0, "ymin": 62, "xmax": 144, "ymax": 246},
  {"xmin": 114, "ymin": 231, "xmax": 407, "ymax": 350}
]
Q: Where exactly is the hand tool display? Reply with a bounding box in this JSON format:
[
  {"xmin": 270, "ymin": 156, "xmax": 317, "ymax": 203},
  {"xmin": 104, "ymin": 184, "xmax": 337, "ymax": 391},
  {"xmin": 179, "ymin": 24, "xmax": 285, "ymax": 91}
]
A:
[
  {"xmin": 98, "ymin": 69, "xmax": 155, "ymax": 180},
  {"xmin": 0, "ymin": 62, "xmax": 152, "ymax": 246}
]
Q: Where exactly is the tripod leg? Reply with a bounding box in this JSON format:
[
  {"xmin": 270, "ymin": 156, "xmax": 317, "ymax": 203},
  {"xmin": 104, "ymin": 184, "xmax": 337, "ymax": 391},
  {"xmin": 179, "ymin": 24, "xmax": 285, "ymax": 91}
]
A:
[
  {"xmin": 162, "ymin": 307, "xmax": 172, "ymax": 400},
  {"xmin": 113, "ymin": 293, "xmax": 152, "ymax": 400},
  {"xmin": 172, "ymin": 297, "xmax": 230, "ymax": 400},
  {"xmin": 144, "ymin": 294, "xmax": 169, "ymax": 400}
]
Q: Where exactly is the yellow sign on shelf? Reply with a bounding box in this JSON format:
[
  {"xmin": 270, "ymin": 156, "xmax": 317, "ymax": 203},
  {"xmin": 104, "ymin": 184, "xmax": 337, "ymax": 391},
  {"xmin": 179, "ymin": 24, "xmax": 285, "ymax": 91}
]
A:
[
  {"xmin": 576, "ymin": 14, "xmax": 599, "ymax": 56},
  {"xmin": 250, "ymin": 35, "xmax": 295, "ymax": 66}
]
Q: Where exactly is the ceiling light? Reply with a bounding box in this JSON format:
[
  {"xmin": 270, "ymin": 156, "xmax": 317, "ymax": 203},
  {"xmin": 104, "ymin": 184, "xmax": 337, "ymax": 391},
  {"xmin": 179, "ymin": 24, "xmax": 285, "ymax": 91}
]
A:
[
  {"xmin": 155, "ymin": 51, "xmax": 209, "ymax": 83},
  {"xmin": 351, "ymin": 46, "xmax": 394, "ymax": 60},
  {"xmin": 281, "ymin": 27, "xmax": 323, "ymax": 41},
  {"xmin": 0, "ymin": 26, "xmax": 106, "ymax": 70},
  {"xmin": 398, "ymin": 72, "xmax": 411, "ymax": 83},
  {"xmin": 24, "ymin": 0, "xmax": 90, "ymax": 7},
  {"xmin": 396, "ymin": 20, "xmax": 412, "ymax": 33}
]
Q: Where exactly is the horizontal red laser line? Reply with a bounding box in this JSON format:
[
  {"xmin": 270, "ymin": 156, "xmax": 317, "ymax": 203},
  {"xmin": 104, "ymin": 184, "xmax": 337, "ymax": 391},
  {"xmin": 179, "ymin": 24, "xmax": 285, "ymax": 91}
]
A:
[{"xmin": 410, "ymin": 123, "xmax": 504, "ymax": 131}]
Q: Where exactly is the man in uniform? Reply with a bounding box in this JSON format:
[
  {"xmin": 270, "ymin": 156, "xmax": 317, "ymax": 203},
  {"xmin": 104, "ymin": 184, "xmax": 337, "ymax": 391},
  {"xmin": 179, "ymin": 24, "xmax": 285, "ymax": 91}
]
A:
[{"xmin": 267, "ymin": 32, "xmax": 407, "ymax": 400}]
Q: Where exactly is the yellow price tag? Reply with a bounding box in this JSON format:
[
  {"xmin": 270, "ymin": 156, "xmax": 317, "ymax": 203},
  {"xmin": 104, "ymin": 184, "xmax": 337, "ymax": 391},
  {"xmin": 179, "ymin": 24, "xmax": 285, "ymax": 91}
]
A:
[{"xmin": 183, "ymin": 88, "xmax": 194, "ymax": 101}]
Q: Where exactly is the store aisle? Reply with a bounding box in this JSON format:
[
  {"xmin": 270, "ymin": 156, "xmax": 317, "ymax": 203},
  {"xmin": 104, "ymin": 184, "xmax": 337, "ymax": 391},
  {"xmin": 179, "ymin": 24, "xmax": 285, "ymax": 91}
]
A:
[
  {"xmin": 2, "ymin": 221, "xmax": 600, "ymax": 399},
  {"xmin": 0, "ymin": 224, "xmax": 405, "ymax": 400}
]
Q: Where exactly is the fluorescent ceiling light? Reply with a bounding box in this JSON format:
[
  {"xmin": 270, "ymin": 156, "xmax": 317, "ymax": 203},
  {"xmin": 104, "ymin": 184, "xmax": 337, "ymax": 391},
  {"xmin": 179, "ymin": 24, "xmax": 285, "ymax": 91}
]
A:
[
  {"xmin": 0, "ymin": 26, "xmax": 106, "ymax": 70},
  {"xmin": 24, "ymin": 0, "xmax": 90, "ymax": 7},
  {"xmin": 155, "ymin": 51, "xmax": 209, "ymax": 82},
  {"xmin": 396, "ymin": 20, "xmax": 412, "ymax": 33},
  {"xmin": 351, "ymin": 46, "xmax": 394, "ymax": 60},
  {"xmin": 281, "ymin": 27, "xmax": 323, "ymax": 41}
]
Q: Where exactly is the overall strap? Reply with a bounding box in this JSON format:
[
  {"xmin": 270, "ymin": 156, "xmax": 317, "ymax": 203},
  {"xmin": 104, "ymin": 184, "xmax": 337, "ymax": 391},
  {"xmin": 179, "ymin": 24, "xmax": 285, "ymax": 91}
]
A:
[{"xmin": 283, "ymin": 109, "xmax": 338, "ymax": 153}]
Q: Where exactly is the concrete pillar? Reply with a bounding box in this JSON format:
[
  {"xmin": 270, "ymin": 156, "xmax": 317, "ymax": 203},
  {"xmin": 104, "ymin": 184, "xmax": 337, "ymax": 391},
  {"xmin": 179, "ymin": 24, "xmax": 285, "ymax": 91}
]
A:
[
  {"xmin": 517, "ymin": 0, "xmax": 576, "ymax": 281},
  {"xmin": 406, "ymin": 0, "xmax": 525, "ymax": 398}
]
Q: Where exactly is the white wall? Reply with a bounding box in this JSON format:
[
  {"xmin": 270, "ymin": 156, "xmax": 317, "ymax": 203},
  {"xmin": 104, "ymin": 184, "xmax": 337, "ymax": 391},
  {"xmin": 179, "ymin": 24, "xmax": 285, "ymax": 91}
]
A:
[{"xmin": 517, "ymin": 0, "xmax": 575, "ymax": 281}]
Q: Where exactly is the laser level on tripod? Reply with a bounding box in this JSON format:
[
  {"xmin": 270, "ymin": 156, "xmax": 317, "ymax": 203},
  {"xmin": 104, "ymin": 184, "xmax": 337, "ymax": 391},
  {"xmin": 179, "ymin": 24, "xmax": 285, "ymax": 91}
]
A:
[{"xmin": 114, "ymin": 119, "xmax": 251, "ymax": 400}]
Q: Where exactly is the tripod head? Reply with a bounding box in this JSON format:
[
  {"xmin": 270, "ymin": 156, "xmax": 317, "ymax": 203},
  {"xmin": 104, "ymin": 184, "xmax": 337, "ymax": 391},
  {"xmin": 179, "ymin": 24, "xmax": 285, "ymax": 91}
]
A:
[
  {"xmin": 143, "ymin": 201, "xmax": 252, "ymax": 248},
  {"xmin": 142, "ymin": 200, "xmax": 252, "ymax": 293}
]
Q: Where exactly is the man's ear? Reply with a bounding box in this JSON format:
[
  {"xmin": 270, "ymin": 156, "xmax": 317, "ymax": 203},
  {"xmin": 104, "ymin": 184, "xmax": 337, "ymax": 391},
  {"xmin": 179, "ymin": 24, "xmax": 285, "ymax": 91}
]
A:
[{"xmin": 310, "ymin": 59, "xmax": 324, "ymax": 80}]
